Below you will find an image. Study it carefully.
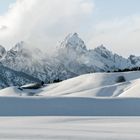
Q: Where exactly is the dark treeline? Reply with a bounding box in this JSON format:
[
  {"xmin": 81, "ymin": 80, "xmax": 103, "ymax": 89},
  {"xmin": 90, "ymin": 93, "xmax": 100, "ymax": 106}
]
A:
[
  {"xmin": 107, "ymin": 67, "xmax": 140, "ymax": 73},
  {"xmin": 47, "ymin": 79, "xmax": 62, "ymax": 84}
]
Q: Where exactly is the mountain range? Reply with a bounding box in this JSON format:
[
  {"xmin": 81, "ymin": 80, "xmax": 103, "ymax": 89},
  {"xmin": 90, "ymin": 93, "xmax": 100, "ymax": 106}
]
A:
[{"xmin": 0, "ymin": 33, "xmax": 139, "ymax": 89}]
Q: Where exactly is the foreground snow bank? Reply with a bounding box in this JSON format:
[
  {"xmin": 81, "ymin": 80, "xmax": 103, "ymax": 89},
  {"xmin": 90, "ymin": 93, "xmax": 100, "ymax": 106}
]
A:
[
  {"xmin": 0, "ymin": 97, "xmax": 140, "ymax": 116},
  {"xmin": 0, "ymin": 117, "xmax": 140, "ymax": 140}
]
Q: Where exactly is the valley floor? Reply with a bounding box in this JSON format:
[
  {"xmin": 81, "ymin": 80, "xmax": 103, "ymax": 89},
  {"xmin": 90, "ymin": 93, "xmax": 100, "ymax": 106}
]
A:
[{"xmin": 0, "ymin": 117, "xmax": 140, "ymax": 140}]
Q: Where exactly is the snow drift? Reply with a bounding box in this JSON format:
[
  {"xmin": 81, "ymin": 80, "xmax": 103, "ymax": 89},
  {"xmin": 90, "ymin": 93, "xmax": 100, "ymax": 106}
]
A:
[{"xmin": 0, "ymin": 71, "xmax": 140, "ymax": 116}]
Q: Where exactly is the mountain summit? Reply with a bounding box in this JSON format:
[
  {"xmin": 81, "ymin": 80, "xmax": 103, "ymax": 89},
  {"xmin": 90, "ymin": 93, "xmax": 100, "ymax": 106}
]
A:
[
  {"xmin": 60, "ymin": 33, "xmax": 87, "ymax": 51},
  {"xmin": 0, "ymin": 45, "xmax": 6, "ymax": 59},
  {"xmin": 0, "ymin": 33, "xmax": 139, "ymax": 89}
]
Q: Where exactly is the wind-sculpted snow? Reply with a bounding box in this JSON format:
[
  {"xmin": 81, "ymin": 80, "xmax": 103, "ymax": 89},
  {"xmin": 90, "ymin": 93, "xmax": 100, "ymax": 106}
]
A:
[
  {"xmin": 1, "ymin": 71, "xmax": 140, "ymax": 97},
  {"xmin": 0, "ymin": 72, "xmax": 140, "ymax": 116}
]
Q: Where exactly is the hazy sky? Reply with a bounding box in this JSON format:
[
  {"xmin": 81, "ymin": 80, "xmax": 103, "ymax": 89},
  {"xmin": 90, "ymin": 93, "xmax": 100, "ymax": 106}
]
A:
[
  {"xmin": 0, "ymin": 0, "xmax": 140, "ymax": 57},
  {"xmin": 0, "ymin": 0, "xmax": 16, "ymax": 14}
]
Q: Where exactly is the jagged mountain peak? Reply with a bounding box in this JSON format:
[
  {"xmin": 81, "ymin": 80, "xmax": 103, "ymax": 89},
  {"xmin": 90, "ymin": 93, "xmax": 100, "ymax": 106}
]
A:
[
  {"xmin": 9, "ymin": 41, "xmax": 43, "ymax": 57},
  {"xmin": 96, "ymin": 44, "xmax": 106, "ymax": 49},
  {"xmin": 94, "ymin": 44, "xmax": 110, "ymax": 52},
  {"xmin": 68, "ymin": 32, "xmax": 78, "ymax": 37},
  {"xmin": 0, "ymin": 45, "xmax": 6, "ymax": 50},
  {"xmin": 60, "ymin": 33, "xmax": 87, "ymax": 51},
  {"xmin": 129, "ymin": 55, "xmax": 137, "ymax": 59},
  {"xmin": 0, "ymin": 45, "xmax": 6, "ymax": 59},
  {"xmin": 0, "ymin": 33, "xmax": 140, "ymax": 89},
  {"xmin": 65, "ymin": 32, "xmax": 79, "ymax": 41},
  {"xmin": 94, "ymin": 44, "xmax": 114, "ymax": 59},
  {"xmin": 11, "ymin": 41, "xmax": 25, "ymax": 52},
  {"xmin": 128, "ymin": 55, "xmax": 140, "ymax": 66}
]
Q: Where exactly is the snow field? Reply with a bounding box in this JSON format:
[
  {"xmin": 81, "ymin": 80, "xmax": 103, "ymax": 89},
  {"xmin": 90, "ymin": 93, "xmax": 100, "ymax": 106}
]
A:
[{"xmin": 0, "ymin": 117, "xmax": 140, "ymax": 140}]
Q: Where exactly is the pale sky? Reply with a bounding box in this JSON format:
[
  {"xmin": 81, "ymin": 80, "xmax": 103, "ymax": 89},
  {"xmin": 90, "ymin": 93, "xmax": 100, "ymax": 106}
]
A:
[
  {"xmin": 0, "ymin": 0, "xmax": 140, "ymax": 57},
  {"xmin": 0, "ymin": 0, "xmax": 16, "ymax": 14}
]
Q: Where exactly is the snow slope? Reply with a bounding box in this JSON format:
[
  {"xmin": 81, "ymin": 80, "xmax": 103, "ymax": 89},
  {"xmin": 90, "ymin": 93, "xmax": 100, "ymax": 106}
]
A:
[
  {"xmin": 1, "ymin": 71, "xmax": 140, "ymax": 98},
  {"xmin": 0, "ymin": 72, "xmax": 140, "ymax": 116},
  {"xmin": 118, "ymin": 79, "xmax": 140, "ymax": 97},
  {"xmin": 38, "ymin": 72, "xmax": 140, "ymax": 97}
]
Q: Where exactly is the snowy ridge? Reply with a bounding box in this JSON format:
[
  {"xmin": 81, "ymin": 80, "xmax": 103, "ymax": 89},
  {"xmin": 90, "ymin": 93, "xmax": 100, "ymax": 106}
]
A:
[{"xmin": 0, "ymin": 33, "xmax": 139, "ymax": 88}]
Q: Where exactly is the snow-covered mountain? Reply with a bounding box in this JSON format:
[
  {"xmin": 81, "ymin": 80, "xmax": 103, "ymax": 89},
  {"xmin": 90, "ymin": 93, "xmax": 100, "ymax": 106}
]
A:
[
  {"xmin": 92, "ymin": 45, "xmax": 132, "ymax": 70},
  {"xmin": 0, "ymin": 64, "xmax": 41, "ymax": 89},
  {"xmin": 57, "ymin": 33, "xmax": 133, "ymax": 73},
  {"xmin": 0, "ymin": 45, "xmax": 6, "ymax": 59},
  {"xmin": 1, "ymin": 41, "xmax": 77, "ymax": 83},
  {"xmin": 0, "ymin": 33, "xmax": 139, "ymax": 88},
  {"xmin": 128, "ymin": 55, "xmax": 140, "ymax": 67}
]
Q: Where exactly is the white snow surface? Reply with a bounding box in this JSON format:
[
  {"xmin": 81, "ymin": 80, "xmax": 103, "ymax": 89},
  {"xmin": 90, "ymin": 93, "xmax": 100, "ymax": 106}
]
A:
[
  {"xmin": 1, "ymin": 71, "xmax": 140, "ymax": 98},
  {"xmin": 0, "ymin": 71, "xmax": 140, "ymax": 116},
  {"xmin": 0, "ymin": 117, "xmax": 140, "ymax": 140}
]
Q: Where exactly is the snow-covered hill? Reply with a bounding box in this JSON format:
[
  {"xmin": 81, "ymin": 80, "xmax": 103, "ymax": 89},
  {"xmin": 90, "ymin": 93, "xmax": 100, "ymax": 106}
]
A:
[
  {"xmin": 1, "ymin": 71, "xmax": 140, "ymax": 98},
  {"xmin": 38, "ymin": 71, "xmax": 140, "ymax": 98},
  {"xmin": 0, "ymin": 71, "xmax": 140, "ymax": 116}
]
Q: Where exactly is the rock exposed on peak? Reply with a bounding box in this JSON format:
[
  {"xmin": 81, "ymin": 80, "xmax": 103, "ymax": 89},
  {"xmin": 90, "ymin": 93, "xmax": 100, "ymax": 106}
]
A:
[
  {"xmin": 60, "ymin": 33, "xmax": 87, "ymax": 51},
  {"xmin": 0, "ymin": 33, "xmax": 139, "ymax": 89},
  {"xmin": 128, "ymin": 55, "xmax": 140, "ymax": 66},
  {"xmin": 94, "ymin": 44, "xmax": 113, "ymax": 59},
  {"xmin": 0, "ymin": 45, "xmax": 6, "ymax": 59},
  {"xmin": 10, "ymin": 41, "xmax": 25, "ymax": 52}
]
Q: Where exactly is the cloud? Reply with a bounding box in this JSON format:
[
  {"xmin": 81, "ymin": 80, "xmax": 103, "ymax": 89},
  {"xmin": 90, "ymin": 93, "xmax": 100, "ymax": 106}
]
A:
[
  {"xmin": 80, "ymin": 1, "xmax": 94, "ymax": 14},
  {"xmin": 88, "ymin": 15, "xmax": 140, "ymax": 57},
  {"xmin": 0, "ymin": 25, "xmax": 7, "ymax": 31},
  {"xmin": 0, "ymin": 0, "xmax": 95, "ymax": 50},
  {"xmin": 0, "ymin": 0, "xmax": 140, "ymax": 57}
]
